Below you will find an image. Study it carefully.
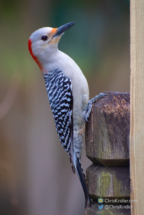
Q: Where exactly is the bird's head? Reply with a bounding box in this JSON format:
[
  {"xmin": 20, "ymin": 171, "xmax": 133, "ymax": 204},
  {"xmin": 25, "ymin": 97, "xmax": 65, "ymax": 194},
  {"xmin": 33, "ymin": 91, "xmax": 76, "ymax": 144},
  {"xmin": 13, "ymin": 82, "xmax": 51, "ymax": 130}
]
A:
[{"xmin": 28, "ymin": 22, "xmax": 75, "ymax": 71}]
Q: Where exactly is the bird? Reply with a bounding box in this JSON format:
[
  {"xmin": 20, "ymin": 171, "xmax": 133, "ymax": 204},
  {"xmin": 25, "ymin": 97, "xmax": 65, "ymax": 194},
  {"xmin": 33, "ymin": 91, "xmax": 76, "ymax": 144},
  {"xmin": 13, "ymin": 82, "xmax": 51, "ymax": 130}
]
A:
[{"xmin": 28, "ymin": 21, "xmax": 105, "ymax": 207}]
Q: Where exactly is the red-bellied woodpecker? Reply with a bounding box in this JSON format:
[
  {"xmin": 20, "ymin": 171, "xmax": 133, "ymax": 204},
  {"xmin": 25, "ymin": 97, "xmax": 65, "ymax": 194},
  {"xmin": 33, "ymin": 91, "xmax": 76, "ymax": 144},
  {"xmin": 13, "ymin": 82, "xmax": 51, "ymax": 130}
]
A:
[{"xmin": 28, "ymin": 22, "xmax": 105, "ymax": 207}]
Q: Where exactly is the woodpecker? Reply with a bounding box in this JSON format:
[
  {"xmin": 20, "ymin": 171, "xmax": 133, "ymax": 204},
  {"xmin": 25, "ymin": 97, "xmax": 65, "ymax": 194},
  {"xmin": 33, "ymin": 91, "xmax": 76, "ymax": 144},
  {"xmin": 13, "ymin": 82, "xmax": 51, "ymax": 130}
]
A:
[{"xmin": 28, "ymin": 22, "xmax": 105, "ymax": 207}]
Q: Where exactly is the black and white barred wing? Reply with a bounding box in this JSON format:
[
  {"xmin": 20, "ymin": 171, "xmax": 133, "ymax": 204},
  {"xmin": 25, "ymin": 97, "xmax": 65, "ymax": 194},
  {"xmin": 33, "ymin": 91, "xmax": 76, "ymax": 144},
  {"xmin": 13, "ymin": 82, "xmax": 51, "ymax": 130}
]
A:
[{"xmin": 43, "ymin": 69, "xmax": 73, "ymax": 154}]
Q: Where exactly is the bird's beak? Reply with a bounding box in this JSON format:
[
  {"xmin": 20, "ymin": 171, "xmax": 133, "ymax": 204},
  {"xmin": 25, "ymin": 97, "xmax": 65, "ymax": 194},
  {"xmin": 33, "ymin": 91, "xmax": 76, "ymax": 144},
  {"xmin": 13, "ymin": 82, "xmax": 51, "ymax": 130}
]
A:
[{"xmin": 53, "ymin": 22, "xmax": 75, "ymax": 38}]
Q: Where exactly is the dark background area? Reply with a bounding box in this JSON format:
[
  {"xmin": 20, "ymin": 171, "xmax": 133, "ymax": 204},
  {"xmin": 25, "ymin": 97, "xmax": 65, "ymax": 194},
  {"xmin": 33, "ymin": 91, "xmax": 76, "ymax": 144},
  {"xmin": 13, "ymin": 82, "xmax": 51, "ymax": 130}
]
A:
[{"xmin": 0, "ymin": 0, "xmax": 130, "ymax": 214}]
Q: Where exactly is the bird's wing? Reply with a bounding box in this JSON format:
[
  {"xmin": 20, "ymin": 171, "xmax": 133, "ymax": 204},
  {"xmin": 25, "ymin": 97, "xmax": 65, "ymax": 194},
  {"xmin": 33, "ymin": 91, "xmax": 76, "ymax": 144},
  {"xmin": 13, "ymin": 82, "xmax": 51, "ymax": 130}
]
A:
[
  {"xmin": 43, "ymin": 69, "xmax": 73, "ymax": 156},
  {"xmin": 44, "ymin": 69, "xmax": 91, "ymax": 205}
]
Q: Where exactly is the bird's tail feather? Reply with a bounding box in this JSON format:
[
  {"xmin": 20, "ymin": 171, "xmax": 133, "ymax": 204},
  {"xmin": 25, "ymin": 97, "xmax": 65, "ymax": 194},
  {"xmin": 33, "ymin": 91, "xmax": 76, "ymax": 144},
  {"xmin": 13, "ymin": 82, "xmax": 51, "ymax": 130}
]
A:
[
  {"xmin": 69, "ymin": 155, "xmax": 75, "ymax": 173},
  {"xmin": 76, "ymin": 157, "xmax": 91, "ymax": 208}
]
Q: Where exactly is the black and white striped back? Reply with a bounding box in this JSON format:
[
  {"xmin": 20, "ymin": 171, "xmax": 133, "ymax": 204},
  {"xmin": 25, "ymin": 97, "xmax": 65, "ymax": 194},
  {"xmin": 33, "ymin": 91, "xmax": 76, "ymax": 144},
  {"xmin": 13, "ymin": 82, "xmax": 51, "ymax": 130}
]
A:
[{"xmin": 43, "ymin": 69, "xmax": 73, "ymax": 154}]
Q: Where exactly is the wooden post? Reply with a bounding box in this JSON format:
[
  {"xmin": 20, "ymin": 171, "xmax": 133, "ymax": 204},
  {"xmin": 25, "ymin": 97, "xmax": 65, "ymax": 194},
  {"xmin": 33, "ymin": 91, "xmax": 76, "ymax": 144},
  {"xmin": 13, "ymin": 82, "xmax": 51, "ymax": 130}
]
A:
[
  {"xmin": 130, "ymin": 0, "xmax": 144, "ymax": 214},
  {"xmin": 85, "ymin": 92, "xmax": 130, "ymax": 215}
]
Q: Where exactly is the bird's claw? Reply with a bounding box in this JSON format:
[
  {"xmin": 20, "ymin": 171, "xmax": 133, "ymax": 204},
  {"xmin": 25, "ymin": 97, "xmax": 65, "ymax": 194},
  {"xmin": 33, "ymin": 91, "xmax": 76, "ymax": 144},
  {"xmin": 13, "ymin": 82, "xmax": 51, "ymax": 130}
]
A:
[
  {"xmin": 85, "ymin": 116, "xmax": 89, "ymax": 122},
  {"xmin": 85, "ymin": 92, "xmax": 106, "ymax": 122}
]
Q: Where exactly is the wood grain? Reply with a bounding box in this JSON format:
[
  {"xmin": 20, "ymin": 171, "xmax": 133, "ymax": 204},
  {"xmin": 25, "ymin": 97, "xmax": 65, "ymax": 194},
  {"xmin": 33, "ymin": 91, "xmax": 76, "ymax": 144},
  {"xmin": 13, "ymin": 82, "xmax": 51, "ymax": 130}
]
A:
[
  {"xmin": 130, "ymin": 1, "xmax": 144, "ymax": 214},
  {"xmin": 85, "ymin": 92, "xmax": 130, "ymax": 166},
  {"xmin": 86, "ymin": 164, "xmax": 130, "ymax": 200}
]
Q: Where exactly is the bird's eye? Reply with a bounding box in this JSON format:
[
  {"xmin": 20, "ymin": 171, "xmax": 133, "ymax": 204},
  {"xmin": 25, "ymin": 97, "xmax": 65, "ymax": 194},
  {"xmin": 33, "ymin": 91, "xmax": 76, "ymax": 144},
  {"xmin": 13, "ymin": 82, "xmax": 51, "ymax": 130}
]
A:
[{"xmin": 41, "ymin": 35, "xmax": 48, "ymax": 41}]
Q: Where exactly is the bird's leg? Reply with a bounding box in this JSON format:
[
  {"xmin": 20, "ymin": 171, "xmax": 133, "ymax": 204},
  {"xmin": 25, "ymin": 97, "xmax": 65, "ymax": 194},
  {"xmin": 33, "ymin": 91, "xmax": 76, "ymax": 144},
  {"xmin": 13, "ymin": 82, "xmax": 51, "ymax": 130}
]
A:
[{"xmin": 85, "ymin": 92, "xmax": 106, "ymax": 122}]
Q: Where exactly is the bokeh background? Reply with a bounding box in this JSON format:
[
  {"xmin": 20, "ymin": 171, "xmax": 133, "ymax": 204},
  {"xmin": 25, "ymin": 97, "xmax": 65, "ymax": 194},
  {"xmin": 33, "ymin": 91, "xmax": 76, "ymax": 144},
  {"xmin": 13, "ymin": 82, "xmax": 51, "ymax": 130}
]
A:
[{"xmin": 0, "ymin": 0, "xmax": 130, "ymax": 214}]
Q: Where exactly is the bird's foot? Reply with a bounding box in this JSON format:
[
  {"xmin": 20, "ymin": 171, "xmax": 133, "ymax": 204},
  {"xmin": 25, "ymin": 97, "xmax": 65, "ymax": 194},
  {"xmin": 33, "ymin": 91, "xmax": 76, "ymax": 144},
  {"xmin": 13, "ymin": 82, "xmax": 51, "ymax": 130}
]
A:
[{"xmin": 85, "ymin": 93, "xmax": 106, "ymax": 122}]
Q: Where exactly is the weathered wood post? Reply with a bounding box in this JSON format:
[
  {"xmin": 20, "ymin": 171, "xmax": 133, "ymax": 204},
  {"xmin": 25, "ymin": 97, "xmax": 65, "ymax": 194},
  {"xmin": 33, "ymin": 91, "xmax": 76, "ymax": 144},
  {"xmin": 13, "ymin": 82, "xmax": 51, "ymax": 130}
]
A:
[{"xmin": 85, "ymin": 92, "xmax": 130, "ymax": 215}]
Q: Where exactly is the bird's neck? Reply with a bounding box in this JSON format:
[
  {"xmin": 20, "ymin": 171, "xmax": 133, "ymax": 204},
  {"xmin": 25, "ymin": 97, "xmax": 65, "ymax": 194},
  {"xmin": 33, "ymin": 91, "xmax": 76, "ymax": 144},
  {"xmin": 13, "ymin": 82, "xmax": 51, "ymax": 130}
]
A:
[{"xmin": 41, "ymin": 49, "xmax": 61, "ymax": 74}]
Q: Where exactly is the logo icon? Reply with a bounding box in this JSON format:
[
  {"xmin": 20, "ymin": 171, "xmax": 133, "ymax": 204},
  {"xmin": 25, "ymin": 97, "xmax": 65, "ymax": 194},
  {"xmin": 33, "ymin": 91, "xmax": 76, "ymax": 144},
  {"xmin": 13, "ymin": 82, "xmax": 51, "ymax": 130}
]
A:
[
  {"xmin": 98, "ymin": 198, "xmax": 104, "ymax": 203},
  {"xmin": 98, "ymin": 204, "xmax": 104, "ymax": 210},
  {"xmin": 98, "ymin": 198, "xmax": 104, "ymax": 210}
]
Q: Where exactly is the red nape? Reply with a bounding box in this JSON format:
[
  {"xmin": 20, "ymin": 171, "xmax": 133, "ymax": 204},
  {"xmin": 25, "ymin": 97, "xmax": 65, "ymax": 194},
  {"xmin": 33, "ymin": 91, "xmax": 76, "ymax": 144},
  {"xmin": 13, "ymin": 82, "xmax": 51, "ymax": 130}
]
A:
[{"xmin": 28, "ymin": 39, "xmax": 43, "ymax": 70}]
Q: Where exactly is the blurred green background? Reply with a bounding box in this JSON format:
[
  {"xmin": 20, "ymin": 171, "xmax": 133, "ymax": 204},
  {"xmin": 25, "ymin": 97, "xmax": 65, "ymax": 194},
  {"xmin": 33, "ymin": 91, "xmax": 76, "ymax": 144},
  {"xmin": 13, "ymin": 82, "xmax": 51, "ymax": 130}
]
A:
[{"xmin": 0, "ymin": 0, "xmax": 129, "ymax": 215}]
